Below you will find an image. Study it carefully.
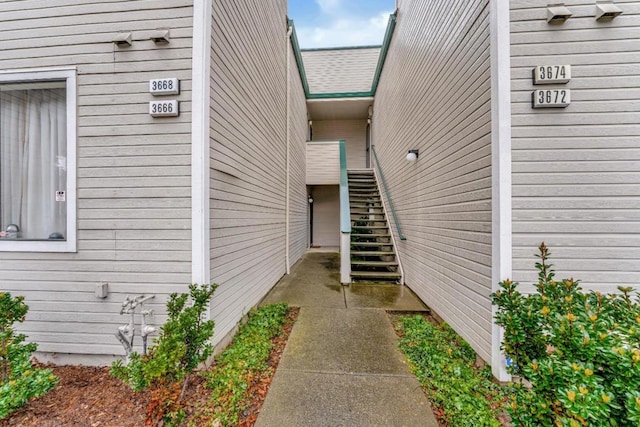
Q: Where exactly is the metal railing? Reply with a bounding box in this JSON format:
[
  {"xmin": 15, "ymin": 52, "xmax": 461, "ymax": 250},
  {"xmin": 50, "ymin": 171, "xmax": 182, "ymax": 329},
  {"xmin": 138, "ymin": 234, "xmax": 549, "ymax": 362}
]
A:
[
  {"xmin": 339, "ymin": 140, "xmax": 351, "ymax": 284},
  {"xmin": 371, "ymin": 145, "xmax": 406, "ymax": 240}
]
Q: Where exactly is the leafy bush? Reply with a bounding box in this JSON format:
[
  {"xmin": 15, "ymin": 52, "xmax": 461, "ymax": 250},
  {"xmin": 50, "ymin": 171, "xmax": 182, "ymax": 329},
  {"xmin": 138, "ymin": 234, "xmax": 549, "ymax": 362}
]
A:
[
  {"xmin": 395, "ymin": 315, "xmax": 505, "ymax": 427},
  {"xmin": 203, "ymin": 303, "xmax": 289, "ymax": 426},
  {"xmin": 493, "ymin": 243, "xmax": 640, "ymax": 426},
  {"xmin": 0, "ymin": 292, "xmax": 57, "ymax": 419},
  {"xmin": 111, "ymin": 283, "xmax": 217, "ymax": 425}
]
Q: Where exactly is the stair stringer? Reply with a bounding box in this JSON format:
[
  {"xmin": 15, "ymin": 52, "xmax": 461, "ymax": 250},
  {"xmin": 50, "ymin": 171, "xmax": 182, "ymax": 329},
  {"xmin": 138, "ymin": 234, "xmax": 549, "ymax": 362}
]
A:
[{"xmin": 370, "ymin": 168, "xmax": 405, "ymax": 285}]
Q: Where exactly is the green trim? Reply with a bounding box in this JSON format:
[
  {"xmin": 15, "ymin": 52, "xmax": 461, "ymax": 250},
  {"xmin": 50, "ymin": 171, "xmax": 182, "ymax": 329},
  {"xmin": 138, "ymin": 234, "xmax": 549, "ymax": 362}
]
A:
[
  {"xmin": 307, "ymin": 92, "xmax": 373, "ymax": 99},
  {"xmin": 290, "ymin": 12, "xmax": 397, "ymax": 100},
  {"xmin": 288, "ymin": 20, "xmax": 310, "ymax": 96},
  {"xmin": 339, "ymin": 140, "xmax": 351, "ymax": 234},
  {"xmin": 371, "ymin": 145, "xmax": 406, "ymax": 240},
  {"xmin": 301, "ymin": 45, "xmax": 382, "ymax": 52},
  {"xmin": 370, "ymin": 11, "xmax": 397, "ymax": 95}
]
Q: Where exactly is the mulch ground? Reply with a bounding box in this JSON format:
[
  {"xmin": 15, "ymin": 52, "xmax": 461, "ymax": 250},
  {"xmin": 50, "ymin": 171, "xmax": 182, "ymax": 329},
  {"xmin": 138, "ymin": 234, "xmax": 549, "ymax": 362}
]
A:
[{"xmin": 1, "ymin": 307, "xmax": 299, "ymax": 427}]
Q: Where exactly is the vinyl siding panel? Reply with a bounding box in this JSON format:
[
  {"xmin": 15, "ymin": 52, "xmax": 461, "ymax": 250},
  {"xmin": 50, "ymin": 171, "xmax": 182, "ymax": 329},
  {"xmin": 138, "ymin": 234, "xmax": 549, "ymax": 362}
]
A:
[
  {"xmin": 209, "ymin": 0, "xmax": 289, "ymax": 342},
  {"xmin": 0, "ymin": 0, "xmax": 193, "ymax": 358},
  {"xmin": 313, "ymin": 119, "xmax": 367, "ymax": 169},
  {"xmin": 288, "ymin": 44, "xmax": 309, "ymax": 266},
  {"xmin": 372, "ymin": 0, "xmax": 493, "ymax": 362},
  {"xmin": 306, "ymin": 141, "xmax": 341, "ymax": 185},
  {"xmin": 301, "ymin": 47, "xmax": 380, "ymax": 94},
  {"xmin": 511, "ymin": 1, "xmax": 640, "ymax": 292}
]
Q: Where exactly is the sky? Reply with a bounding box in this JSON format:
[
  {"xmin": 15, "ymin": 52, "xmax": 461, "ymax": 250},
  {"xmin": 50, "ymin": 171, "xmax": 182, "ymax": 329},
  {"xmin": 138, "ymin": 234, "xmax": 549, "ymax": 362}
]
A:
[{"xmin": 288, "ymin": 0, "xmax": 396, "ymax": 49}]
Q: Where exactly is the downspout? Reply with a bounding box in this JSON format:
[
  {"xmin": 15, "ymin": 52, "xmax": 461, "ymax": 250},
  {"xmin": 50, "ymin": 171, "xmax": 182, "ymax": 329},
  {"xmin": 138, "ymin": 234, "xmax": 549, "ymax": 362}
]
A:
[{"xmin": 285, "ymin": 24, "xmax": 293, "ymax": 274}]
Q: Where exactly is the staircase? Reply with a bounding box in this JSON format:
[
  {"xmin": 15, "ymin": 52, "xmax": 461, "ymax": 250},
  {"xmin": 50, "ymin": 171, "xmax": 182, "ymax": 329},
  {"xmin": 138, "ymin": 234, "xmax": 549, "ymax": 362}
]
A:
[{"xmin": 348, "ymin": 169, "xmax": 401, "ymax": 283}]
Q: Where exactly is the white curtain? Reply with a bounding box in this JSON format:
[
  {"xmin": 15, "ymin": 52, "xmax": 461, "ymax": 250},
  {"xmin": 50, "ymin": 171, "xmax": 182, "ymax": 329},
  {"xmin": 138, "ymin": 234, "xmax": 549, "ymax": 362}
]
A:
[{"xmin": 0, "ymin": 87, "xmax": 66, "ymax": 239}]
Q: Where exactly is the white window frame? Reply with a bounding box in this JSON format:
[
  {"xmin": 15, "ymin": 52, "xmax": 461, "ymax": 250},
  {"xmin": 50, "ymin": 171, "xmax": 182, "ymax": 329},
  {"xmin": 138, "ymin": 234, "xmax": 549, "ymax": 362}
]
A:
[{"xmin": 0, "ymin": 67, "xmax": 77, "ymax": 253}]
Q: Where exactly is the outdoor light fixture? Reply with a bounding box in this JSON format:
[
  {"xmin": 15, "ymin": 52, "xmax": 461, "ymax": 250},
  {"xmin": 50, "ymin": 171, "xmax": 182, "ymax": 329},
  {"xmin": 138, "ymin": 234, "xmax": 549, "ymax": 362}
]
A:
[
  {"xmin": 308, "ymin": 196, "xmax": 314, "ymax": 204},
  {"xmin": 112, "ymin": 32, "xmax": 132, "ymax": 47},
  {"xmin": 595, "ymin": 2, "xmax": 623, "ymax": 21},
  {"xmin": 406, "ymin": 149, "xmax": 419, "ymax": 162},
  {"xmin": 546, "ymin": 3, "xmax": 572, "ymax": 23},
  {"xmin": 150, "ymin": 29, "xmax": 170, "ymax": 44}
]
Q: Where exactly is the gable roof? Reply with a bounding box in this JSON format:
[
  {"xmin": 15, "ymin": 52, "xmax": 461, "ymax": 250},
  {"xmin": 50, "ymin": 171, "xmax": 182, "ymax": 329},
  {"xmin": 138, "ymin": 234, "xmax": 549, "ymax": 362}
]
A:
[
  {"xmin": 289, "ymin": 12, "xmax": 397, "ymax": 99},
  {"xmin": 301, "ymin": 46, "xmax": 381, "ymax": 95}
]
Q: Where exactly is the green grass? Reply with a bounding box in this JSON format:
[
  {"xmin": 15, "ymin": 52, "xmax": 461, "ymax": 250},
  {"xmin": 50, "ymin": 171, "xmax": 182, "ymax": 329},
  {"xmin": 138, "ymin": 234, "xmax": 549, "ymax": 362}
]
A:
[
  {"xmin": 201, "ymin": 303, "xmax": 290, "ymax": 426},
  {"xmin": 394, "ymin": 315, "xmax": 506, "ymax": 427}
]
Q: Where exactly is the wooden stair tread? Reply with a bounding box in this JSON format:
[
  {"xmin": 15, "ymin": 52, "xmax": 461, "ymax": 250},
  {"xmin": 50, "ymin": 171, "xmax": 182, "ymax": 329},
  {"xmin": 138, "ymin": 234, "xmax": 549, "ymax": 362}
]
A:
[
  {"xmin": 351, "ymin": 251, "xmax": 395, "ymax": 256},
  {"xmin": 351, "ymin": 261, "xmax": 398, "ymax": 267},
  {"xmin": 350, "ymin": 271, "xmax": 401, "ymax": 279}
]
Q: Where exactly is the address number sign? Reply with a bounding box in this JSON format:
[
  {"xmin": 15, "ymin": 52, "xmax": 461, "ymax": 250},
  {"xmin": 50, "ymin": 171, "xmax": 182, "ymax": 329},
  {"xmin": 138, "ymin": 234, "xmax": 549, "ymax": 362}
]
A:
[
  {"xmin": 149, "ymin": 78, "xmax": 180, "ymax": 95},
  {"xmin": 533, "ymin": 89, "xmax": 570, "ymax": 109},
  {"xmin": 533, "ymin": 65, "xmax": 571, "ymax": 85},
  {"xmin": 149, "ymin": 100, "xmax": 179, "ymax": 117}
]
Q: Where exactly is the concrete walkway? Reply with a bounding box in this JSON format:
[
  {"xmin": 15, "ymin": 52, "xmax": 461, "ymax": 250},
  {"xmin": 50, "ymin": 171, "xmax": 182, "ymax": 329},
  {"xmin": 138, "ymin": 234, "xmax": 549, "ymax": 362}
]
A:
[{"xmin": 256, "ymin": 252, "xmax": 439, "ymax": 427}]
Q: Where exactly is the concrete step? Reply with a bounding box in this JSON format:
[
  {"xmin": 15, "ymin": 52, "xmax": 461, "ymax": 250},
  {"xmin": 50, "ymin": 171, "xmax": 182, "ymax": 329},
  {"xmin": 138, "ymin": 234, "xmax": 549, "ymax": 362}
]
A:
[{"xmin": 352, "ymin": 225, "xmax": 389, "ymax": 230}]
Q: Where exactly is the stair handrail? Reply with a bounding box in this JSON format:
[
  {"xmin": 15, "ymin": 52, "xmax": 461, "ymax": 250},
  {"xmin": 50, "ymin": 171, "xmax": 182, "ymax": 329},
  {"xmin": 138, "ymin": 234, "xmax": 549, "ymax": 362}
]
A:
[
  {"xmin": 371, "ymin": 145, "xmax": 406, "ymax": 240},
  {"xmin": 339, "ymin": 140, "xmax": 351, "ymax": 283}
]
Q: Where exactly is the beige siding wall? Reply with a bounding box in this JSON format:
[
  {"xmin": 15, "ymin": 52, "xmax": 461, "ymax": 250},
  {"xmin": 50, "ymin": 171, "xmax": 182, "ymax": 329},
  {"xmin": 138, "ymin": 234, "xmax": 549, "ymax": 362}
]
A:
[
  {"xmin": 310, "ymin": 185, "xmax": 340, "ymax": 247},
  {"xmin": 0, "ymin": 0, "xmax": 193, "ymax": 358},
  {"xmin": 209, "ymin": 0, "xmax": 289, "ymax": 341},
  {"xmin": 511, "ymin": 1, "xmax": 640, "ymax": 292},
  {"xmin": 306, "ymin": 141, "xmax": 341, "ymax": 185},
  {"xmin": 313, "ymin": 120, "xmax": 367, "ymax": 169},
  {"xmin": 373, "ymin": 0, "xmax": 493, "ymax": 362},
  {"xmin": 289, "ymin": 43, "xmax": 309, "ymax": 266}
]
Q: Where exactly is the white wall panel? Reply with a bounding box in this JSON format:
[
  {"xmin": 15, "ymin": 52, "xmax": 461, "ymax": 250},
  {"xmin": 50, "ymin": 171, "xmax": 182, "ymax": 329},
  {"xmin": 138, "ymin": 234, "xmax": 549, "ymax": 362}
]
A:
[
  {"xmin": 0, "ymin": 0, "xmax": 194, "ymax": 359},
  {"xmin": 209, "ymin": 0, "xmax": 289, "ymax": 343},
  {"xmin": 373, "ymin": 0, "xmax": 493, "ymax": 362},
  {"xmin": 511, "ymin": 0, "xmax": 640, "ymax": 292}
]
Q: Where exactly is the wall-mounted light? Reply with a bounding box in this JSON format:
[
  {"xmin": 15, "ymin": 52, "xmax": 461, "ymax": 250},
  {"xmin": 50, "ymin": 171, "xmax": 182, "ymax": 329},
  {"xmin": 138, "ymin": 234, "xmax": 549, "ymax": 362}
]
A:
[
  {"xmin": 112, "ymin": 32, "xmax": 132, "ymax": 47},
  {"xmin": 406, "ymin": 149, "xmax": 419, "ymax": 162},
  {"xmin": 596, "ymin": 2, "xmax": 623, "ymax": 21},
  {"xmin": 546, "ymin": 3, "xmax": 572, "ymax": 24},
  {"xmin": 150, "ymin": 29, "xmax": 170, "ymax": 44},
  {"xmin": 308, "ymin": 195, "xmax": 314, "ymax": 204}
]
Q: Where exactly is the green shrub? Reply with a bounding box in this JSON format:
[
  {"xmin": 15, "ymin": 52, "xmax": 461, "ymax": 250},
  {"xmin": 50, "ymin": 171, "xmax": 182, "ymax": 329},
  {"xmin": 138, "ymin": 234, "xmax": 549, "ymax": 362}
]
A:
[
  {"xmin": 493, "ymin": 243, "xmax": 640, "ymax": 426},
  {"xmin": 111, "ymin": 283, "xmax": 217, "ymax": 425},
  {"xmin": 203, "ymin": 303, "xmax": 289, "ymax": 426},
  {"xmin": 0, "ymin": 292, "xmax": 57, "ymax": 419},
  {"xmin": 395, "ymin": 315, "xmax": 505, "ymax": 427}
]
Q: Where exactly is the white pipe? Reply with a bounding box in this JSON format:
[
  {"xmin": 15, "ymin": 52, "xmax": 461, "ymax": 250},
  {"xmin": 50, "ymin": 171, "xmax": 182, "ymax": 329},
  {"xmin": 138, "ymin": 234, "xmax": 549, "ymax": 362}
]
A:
[{"xmin": 285, "ymin": 25, "xmax": 293, "ymax": 274}]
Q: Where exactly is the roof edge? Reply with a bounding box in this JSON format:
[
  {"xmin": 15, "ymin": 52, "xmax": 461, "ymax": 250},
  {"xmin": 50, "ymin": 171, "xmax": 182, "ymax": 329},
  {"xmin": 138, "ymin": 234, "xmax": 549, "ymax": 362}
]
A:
[
  {"xmin": 289, "ymin": 11, "xmax": 398, "ymax": 100},
  {"xmin": 301, "ymin": 45, "xmax": 382, "ymax": 52},
  {"xmin": 307, "ymin": 92, "xmax": 373, "ymax": 99},
  {"xmin": 288, "ymin": 19, "xmax": 311, "ymax": 96},
  {"xmin": 370, "ymin": 11, "xmax": 397, "ymax": 95}
]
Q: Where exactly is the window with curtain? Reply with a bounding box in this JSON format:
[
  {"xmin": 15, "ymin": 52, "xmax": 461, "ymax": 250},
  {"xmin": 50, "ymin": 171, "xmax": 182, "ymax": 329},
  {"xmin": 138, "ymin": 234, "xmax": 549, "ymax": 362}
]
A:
[{"xmin": 0, "ymin": 81, "xmax": 68, "ymax": 241}]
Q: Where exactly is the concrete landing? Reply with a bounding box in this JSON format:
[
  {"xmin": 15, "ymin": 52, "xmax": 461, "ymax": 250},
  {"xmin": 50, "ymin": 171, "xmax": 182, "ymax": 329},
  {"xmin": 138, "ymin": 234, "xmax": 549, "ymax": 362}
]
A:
[{"xmin": 256, "ymin": 252, "xmax": 437, "ymax": 427}]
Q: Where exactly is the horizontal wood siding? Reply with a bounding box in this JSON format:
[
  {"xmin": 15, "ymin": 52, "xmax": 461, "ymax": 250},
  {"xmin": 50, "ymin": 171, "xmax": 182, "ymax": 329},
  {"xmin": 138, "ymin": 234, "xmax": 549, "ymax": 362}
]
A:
[
  {"xmin": 209, "ymin": 0, "xmax": 288, "ymax": 342},
  {"xmin": 372, "ymin": 0, "xmax": 493, "ymax": 362},
  {"xmin": 310, "ymin": 185, "xmax": 340, "ymax": 247},
  {"xmin": 306, "ymin": 142, "xmax": 341, "ymax": 185},
  {"xmin": 511, "ymin": 1, "xmax": 640, "ymax": 292},
  {"xmin": 289, "ymin": 43, "xmax": 309, "ymax": 265},
  {"xmin": 0, "ymin": 0, "xmax": 193, "ymax": 358},
  {"xmin": 313, "ymin": 119, "xmax": 367, "ymax": 169},
  {"xmin": 301, "ymin": 47, "xmax": 380, "ymax": 94}
]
